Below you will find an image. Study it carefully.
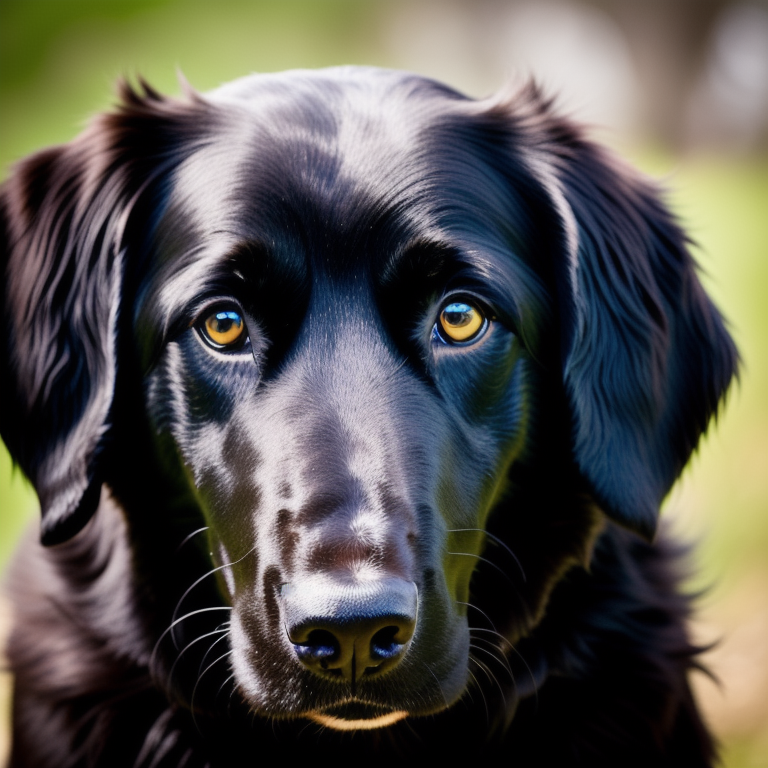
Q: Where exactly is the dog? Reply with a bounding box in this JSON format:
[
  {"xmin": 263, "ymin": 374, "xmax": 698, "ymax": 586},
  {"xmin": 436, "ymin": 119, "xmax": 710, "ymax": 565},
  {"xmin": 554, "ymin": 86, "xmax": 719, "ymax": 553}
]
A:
[{"xmin": 0, "ymin": 67, "xmax": 737, "ymax": 767}]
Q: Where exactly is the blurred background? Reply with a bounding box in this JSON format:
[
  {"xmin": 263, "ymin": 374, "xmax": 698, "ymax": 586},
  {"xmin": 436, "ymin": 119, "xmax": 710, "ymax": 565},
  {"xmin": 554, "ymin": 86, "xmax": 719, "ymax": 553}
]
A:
[{"xmin": 0, "ymin": 0, "xmax": 766, "ymax": 764}]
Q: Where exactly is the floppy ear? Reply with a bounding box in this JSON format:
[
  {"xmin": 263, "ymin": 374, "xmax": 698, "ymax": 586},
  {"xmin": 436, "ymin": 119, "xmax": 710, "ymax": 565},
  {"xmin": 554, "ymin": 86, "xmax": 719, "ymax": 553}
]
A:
[
  {"xmin": 0, "ymin": 81, "xmax": 210, "ymax": 545},
  {"xmin": 0, "ymin": 138, "xmax": 127, "ymax": 545},
  {"xmin": 550, "ymin": 142, "xmax": 738, "ymax": 539}
]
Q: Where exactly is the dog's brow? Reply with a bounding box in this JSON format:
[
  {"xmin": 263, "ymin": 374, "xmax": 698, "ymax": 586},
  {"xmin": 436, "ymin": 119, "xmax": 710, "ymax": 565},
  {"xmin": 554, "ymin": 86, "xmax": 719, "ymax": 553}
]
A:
[{"xmin": 378, "ymin": 240, "xmax": 462, "ymax": 292}]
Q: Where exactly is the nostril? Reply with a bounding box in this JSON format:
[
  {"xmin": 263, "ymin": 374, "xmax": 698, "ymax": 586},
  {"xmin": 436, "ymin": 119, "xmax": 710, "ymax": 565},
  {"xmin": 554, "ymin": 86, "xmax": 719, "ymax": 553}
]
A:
[
  {"xmin": 292, "ymin": 629, "xmax": 340, "ymax": 670},
  {"xmin": 283, "ymin": 578, "xmax": 418, "ymax": 682},
  {"xmin": 370, "ymin": 625, "xmax": 406, "ymax": 662}
]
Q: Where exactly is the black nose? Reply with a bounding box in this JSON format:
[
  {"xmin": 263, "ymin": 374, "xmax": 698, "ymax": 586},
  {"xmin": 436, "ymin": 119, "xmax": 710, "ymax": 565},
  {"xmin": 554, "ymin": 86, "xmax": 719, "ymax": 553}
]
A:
[{"xmin": 282, "ymin": 578, "xmax": 417, "ymax": 684}]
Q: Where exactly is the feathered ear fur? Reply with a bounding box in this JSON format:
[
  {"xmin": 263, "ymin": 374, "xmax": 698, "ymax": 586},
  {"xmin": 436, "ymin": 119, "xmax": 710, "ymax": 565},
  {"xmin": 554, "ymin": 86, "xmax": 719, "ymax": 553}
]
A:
[
  {"xmin": 546, "ymin": 133, "xmax": 738, "ymax": 539},
  {"xmin": 0, "ymin": 80, "xmax": 210, "ymax": 545}
]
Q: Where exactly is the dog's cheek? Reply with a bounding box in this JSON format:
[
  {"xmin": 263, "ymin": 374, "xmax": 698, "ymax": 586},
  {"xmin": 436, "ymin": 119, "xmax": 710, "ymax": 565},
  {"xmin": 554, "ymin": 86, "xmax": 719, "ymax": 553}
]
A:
[
  {"xmin": 144, "ymin": 339, "xmax": 271, "ymax": 588},
  {"xmin": 431, "ymin": 330, "xmax": 533, "ymax": 633},
  {"xmin": 433, "ymin": 331, "xmax": 530, "ymax": 525},
  {"xmin": 145, "ymin": 337, "xmax": 260, "ymax": 486}
]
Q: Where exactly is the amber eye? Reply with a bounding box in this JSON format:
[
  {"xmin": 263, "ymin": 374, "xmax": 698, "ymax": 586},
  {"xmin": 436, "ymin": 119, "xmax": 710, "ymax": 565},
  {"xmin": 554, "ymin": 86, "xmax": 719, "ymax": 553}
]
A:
[
  {"xmin": 437, "ymin": 301, "xmax": 487, "ymax": 344},
  {"xmin": 199, "ymin": 308, "xmax": 247, "ymax": 350}
]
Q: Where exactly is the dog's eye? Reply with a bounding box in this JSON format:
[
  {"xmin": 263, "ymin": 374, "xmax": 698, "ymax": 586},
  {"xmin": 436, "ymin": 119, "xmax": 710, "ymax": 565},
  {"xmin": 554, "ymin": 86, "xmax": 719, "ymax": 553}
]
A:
[
  {"xmin": 199, "ymin": 308, "xmax": 247, "ymax": 350},
  {"xmin": 436, "ymin": 301, "xmax": 487, "ymax": 344}
]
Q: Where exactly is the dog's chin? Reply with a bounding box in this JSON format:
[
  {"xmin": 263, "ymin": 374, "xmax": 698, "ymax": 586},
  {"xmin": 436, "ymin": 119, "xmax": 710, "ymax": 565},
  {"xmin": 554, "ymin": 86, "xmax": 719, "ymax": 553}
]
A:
[{"xmin": 308, "ymin": 703, "xmax": 409, "ymax": 731}]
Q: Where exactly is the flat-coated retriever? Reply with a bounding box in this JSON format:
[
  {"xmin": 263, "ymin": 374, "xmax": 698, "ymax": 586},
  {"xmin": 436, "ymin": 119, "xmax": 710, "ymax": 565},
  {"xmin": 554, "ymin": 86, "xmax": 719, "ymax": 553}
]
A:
[{"xmin": 1, "ymin": 68, "xmax": 737, "ymax": 767}]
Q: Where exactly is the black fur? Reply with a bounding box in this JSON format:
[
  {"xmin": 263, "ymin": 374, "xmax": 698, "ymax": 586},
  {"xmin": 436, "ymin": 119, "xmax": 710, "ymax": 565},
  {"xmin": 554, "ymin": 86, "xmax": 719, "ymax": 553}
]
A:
[{"xmin": 1, "ymin": 68, "xmax": 736, "ymax": 767}]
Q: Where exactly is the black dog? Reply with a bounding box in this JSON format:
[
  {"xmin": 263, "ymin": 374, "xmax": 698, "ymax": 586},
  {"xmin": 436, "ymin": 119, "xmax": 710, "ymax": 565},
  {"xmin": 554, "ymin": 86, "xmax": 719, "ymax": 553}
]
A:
[{"xmin": 1, "ymin": 68, "xmax": 736, "ymax": 767}]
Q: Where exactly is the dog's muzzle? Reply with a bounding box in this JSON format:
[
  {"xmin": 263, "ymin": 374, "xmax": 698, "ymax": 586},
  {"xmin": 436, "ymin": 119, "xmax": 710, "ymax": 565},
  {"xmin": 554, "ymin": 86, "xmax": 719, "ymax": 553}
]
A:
[{"xmin": 281, "ymin": 577, "xmax": 418, "ymax": 685}]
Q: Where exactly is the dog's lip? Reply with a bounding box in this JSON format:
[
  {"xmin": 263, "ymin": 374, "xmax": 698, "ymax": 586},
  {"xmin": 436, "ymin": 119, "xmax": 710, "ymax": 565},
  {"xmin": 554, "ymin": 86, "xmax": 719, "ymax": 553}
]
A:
[{"xmin": 307, "ymin": 702, "xmax": 408, "ymax": 731}]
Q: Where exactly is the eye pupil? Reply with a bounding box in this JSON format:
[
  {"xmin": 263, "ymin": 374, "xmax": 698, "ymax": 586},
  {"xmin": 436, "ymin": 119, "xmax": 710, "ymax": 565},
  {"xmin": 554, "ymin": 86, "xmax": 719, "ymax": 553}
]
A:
[
  {"xmin": 438, "ymin": 301, "xmax": 486, "ymax": 343},
  {"xmin": 443, "ymin": 303, "xmax": 474, "ymax": 328},
  {"xmin": 201, "ymin": 308, "xmax": 246, "ymax": 349},
  {"xmin": 212, "ymin": 312, "xmax": 238, "ymax": 333}
]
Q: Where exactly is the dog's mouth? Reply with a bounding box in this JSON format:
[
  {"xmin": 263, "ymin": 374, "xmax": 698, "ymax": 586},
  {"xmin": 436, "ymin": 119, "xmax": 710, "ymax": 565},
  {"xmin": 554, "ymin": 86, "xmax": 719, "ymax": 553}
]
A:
[{"xmin": 308, "ymin": 702, "xmax": 408, "ymax": 731}]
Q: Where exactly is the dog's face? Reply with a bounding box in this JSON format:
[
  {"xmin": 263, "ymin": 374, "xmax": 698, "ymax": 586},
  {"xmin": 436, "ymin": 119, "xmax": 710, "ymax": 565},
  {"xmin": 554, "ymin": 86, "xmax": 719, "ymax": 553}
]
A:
[
  {"xmin": 0, "ymin": 68, "xmax": 736, "ymax": 732},
  {"xmin": 136, "ymin": 73, "xmax": 547, "ymax": 725}
]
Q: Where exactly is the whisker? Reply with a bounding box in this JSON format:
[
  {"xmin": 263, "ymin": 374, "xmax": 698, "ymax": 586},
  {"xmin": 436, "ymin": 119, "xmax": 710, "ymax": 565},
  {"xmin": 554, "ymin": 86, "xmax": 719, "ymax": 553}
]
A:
[
  {"xmin": 297, "ymin": 717, "xmax": 318, "ymax": 739},
  {"xmin": 198, "ymin": 628, "xmax": 231, "ymax": 677},
  {"xmin": 467, "ymin": 626, "xmax": 539, "ymax": 703},
  {"xmin": 168, "ymin": 625, "xmax": 230, "ymax": 685},
  {"xmin": 190, "ymin": 650, "xmax": 233, "ymax": 730},
  {"xmin": 470, "ymin": 652, "xmax": 507, "ymax": 704},
  {"xmin": 456, "ymin": 600, "xmax": 502, "ymax": 638},
  {"xmin": 471, "ymin": 633, "xmax": 515, "ymax": 673},
  {"xmin": 171, "ymin": 545, "xmax": 257, "ymax": 637},
  {"xmin": 150, "ymin": 606, "xmax": 232, "ymax": 673},
  {"xmin": 420, "ymin": 661, "xmax": 449, "ymax": 711},
  {"xmin": 447, "ymin": 528, "xmax": 526, "ymax": 582},
  {"xmin": 470, "ymin": 641, "xmax": 514, "ymax": 685},
  {"xmin": 401, "ymin": 716, "xmax": 424, "ymax": 743},
  {"xmin": 466, "ymin": 668, "xmax": 489, "ymax": 725},
  {"xmin": 216, "ymin": 671, "xmax": 237, "ymax": 712},
  {"xmin": 175, "ymin": 526, "xmax": 209, "ymax": 555},
  {"xmin": 446, "ymin": 551, "xmax": 517, "ymax": 588},
  {"xmin": 459, "ymin": 596, "xmax": 537, "ymax": 697}
]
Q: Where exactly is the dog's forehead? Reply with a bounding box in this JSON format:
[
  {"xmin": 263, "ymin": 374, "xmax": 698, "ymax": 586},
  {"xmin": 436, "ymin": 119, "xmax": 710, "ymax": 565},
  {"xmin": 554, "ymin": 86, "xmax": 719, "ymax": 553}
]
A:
[
  {"xmin": 163, "ymin": 69, "xmax": 505, "ymax": 246},
  {"xmin": 207, "ymin": 66, "xmax": 463, "ymax": 150},
  {"xmin": 156, "ymin": 72, "xmax": 534, "ymax": 269}
]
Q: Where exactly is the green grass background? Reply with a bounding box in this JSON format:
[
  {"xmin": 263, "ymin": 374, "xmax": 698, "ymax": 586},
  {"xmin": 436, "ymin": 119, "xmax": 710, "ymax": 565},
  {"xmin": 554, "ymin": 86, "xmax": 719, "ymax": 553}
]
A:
[{"xmin": 1, "ymin": 1, "xmax": 766, "ymax": 765}]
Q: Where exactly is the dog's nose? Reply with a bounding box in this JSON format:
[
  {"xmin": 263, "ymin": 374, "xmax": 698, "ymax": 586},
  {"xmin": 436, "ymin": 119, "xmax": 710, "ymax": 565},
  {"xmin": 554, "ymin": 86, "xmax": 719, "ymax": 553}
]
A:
[{"xmin": 282, "ymin": 578, "xmax": 417, "ymax": 683}]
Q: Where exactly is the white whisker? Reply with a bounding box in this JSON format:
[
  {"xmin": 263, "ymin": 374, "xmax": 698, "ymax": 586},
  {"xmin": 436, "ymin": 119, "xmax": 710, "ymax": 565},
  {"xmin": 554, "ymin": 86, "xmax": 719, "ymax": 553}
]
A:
[
  {"xmin": 191, "ymin": 650, "xmax": 233, "ymax": 730},
  {"xmin": 175, "ymin": 526, "xmax": 209, "ymax": 555},
  {"xmin": 168, "ymin": 625, "xmax": 231, "ymax": 685},
  {"xmin": 447, "ymin": 528, "xmax": 526, "ymax": 582},
  {"xmin": 150, "ymin": 606, "xmax": 232, "ymax": 674}
]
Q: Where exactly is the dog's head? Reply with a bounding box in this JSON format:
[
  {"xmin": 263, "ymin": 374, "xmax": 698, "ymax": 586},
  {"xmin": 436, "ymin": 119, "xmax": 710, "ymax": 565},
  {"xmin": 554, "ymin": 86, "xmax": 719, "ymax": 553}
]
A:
[{"xmin": 0, "ymin": 68, "xmax": 736, "ymax": 729}]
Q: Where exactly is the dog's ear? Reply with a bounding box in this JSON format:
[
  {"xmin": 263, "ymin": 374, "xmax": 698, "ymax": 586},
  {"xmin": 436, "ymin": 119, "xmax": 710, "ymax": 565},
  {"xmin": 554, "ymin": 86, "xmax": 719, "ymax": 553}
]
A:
[
  {"xmin": 549, "ymin": 141, "xmax": 738, "ymax": 540},
  {"xmin": 0, "ymin": 81, "xmax": 209, "ymax": 545},
  {"xmin": 0, "ymin": 138, "xmax": 126, "ymax": 545}
]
